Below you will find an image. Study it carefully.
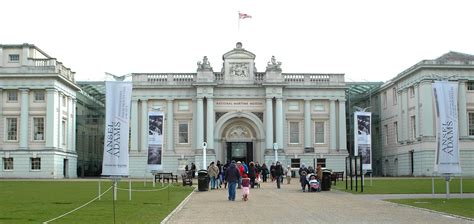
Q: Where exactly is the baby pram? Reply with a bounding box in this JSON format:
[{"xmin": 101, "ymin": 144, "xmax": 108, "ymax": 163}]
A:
[{"xmin": 306, "ymin": 173, "xmax": 321, "ymax": 192}]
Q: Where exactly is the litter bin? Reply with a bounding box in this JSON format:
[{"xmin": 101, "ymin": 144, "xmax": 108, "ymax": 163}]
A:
[
  {"xmin": 197, "ymin": 169, "xmax": 209, "ymax": 191},
  {"xmin": 321, "ymin": 170, "xmax": 332, "ymax": 191}
]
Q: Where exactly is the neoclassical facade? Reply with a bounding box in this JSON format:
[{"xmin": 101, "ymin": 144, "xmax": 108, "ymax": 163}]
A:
[
  {"xmin": 0, "ymin": 44, "xmax": 79, "ymax": 178},
  {"xmin": 373, "ymin": 52, "xmax": 474, "ymax": 176},
  {"xmin": 129, "ymin": 43, "xmax": 348, "ymax": 177}
]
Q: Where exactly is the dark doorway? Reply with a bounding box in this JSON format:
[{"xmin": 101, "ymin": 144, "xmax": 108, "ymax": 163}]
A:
[
  {"xmin": 409, "ymin": 150, "xmax": 414, "ymax": 176},
  {"xmin": 63, "ymin": 159, "xmax": 69, "ymax": 178},
  {"xmin": 226, "ymin": 142, "xmax": 253, "ymax": 164}
]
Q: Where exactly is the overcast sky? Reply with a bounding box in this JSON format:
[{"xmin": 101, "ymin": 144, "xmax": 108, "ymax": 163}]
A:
[{"xmin": 3, "ymin": 0, "xmax": 474, "ymax": 82}]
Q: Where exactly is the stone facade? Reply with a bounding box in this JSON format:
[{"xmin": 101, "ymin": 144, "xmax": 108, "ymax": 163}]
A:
[{"xmin": 129, "ymin": 43, "xmax": 348, "ymax": 177}]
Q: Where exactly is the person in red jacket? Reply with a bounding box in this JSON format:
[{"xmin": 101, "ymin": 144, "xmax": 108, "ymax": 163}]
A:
[{"xmin": 237, "ymin": 161, "xmax": 245, "ymax": 189}]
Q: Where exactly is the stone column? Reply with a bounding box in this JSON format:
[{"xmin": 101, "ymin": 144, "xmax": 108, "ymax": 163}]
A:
[
  {"xmin": 141, "ymin": 100, "xmax": 148, "ymax": 152},
  {"xmin": 414, "ymin": 84, "xmax": 420, "ymax": 138},
  {"xmin": 265, "ymin": 97, "xmax": 274, "ymax": 149},
  {"xmin": 71, "ymin": 99, "xmax": 76, "ymax": 152},
  {"xmin": 420, "ymin": 80, "xmax": 434, "ymax": 137},
  {"xmin": 397, "ymin": 90, "xmax": 402, "ymax": 142},
  {"xmin": 196, "ymin": 97, "xmax": 204, "ymax": 148},
  {"xmin": 67, "ymin": 97, "xmax": 73, "ymax": 152},
  {"xmin": 458, "ymin": 80, "xmax": 468, "ymax": 137},
  {"xmin": 338, "ymin": 99, "xmax": 347, "ymax": 151},
  {"xmin": 402, "ymin": 89, "xmax": 408, "ymax": 141},
  {"xmin": 329, "ymin": 99, "xmax": 336, "ymax": 150},
  {"xmin": 130, "ymin": 99, "xmax": 138, "ymax": 152},
  {"xmin": 46, "ymin": 89, "xmax": 57, "ymax": 148},
  {"xmin": 206, "ymin": 97, "xmax": 214, "ymax": 150},
  {"xmin": 167, "ymin": 99, "xmax": 174, "ymax": 151},
  {"xmin": 58, "ymin": 92, "xmax": 63, "ymax": 147},
  {"xmin": 192, "ymin": 99, "xmax": 197, "ymax": 150},
  {"xmin": 304, "ymin": 99, "xmax": 312, "ymax": 149},
  {"xmin": 19, "ymin": 89, "xmax": 29, "ymax": 149},
  {"xmin": 275, "ymin": 98, "xmax": 284, "ymax": 150}
]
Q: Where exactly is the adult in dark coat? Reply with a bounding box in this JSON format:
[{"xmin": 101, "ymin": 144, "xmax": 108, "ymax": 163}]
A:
[
  {"xmin": 261, "ymin": 163, "xmax": 269, "ymax": 182},
  {"xmin": 224, "ymin": 161, "xmax": 241, "ymax": 201},
  {"xmin": 274, "ymin": 161, "xmax": 284, "ymax": 189},
  {"xmin": 248, "ymin": 162, "xmax": 257, "ymax": 188}
]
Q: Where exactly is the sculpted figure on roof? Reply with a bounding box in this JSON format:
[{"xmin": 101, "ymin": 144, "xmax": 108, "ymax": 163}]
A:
[{"xmin": 197, "ymin": 56, "xmax": 213, "ymax": 71}]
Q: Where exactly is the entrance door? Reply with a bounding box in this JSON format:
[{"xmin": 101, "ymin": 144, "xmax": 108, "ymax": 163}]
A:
[
  {"xmin": 227, "ymin": 142, "xmax": 253, "ymax": 164},
  {"xmin": 63, "ymin": 159, "xmax": 69, "ymax": 178}
]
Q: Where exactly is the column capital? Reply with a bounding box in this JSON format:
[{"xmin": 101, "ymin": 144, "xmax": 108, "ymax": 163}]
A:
[
  {"xmin": 265, "ymin": 96, "xmax": 274, "ymax": 100},
  {"xmin": 19, "ymin": 88, "xmax": 30, "ymax": 93},
  {"xmin": 304, "ymin": 98, "xmax": 312, "ymax": 102},
  {"xmin": 46, "ymin": 88, "xmax": 57, "ymax": 93},
  {"xmin": 337, "ymin": 99, "xmax": 346, "ymax": 103},
  {"xmin": 166, "ymin": 98, "xmax": 174, "ymax": 102}
]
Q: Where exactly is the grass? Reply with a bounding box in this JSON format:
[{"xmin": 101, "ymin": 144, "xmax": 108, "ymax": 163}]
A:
[
  {"xmin": 0, "ymin": 180, "xmax": 194, "ymax": 224},
  {"xmin": 332, "ymin": 177, "xmax": 474, "ymax": 194},
  {"xmin": 386, "ymin": 198, "xmax": 474, "ymax": 219}
]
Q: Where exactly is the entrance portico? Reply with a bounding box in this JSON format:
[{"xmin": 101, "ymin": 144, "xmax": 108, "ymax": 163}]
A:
[{"xmin": 215, "ymin": 111, "xmax": 265, "ymax": 164}]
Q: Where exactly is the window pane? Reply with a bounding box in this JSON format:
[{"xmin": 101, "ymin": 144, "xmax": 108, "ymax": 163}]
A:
[
  {"xmin": 7, "ymin": 118, "xmax": 18, "ymax": 140},
  {"xmin": 290, "ymin": 122, "xmax": 299, "ymax": 143},
  {"xmin": 35, "ymin": 91, "xmax": 45, "ymax": 101},
  {"xmin": 315, "ymin": 122, "xmax": 324, "ymax": 143},
  {"xmin": 469, "ymin": 113, "xmax": 474, "ymax": 136},
  {"xmin": 31, "ymin": 158, "xmax": 41, "ymax": 170},
  {"xmin": 34, "ymin": 118, "xmax": 45, "ymax": 140},
  {"xmin": 9, "ymin": 54, "xmax": 19, "ymax": 62},
  {"xmin": 179, "ymin": 123, "xmax": 188, "ymax": 143},
  {"xmin": 3, "ymin": 158, "xmax": 14, "ymax": 170},
  {"xmin": 8, "ymin": 91, "xmax": 18, "ymax": 101}
]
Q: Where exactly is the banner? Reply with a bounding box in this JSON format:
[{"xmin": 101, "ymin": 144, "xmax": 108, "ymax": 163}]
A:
[
  {"xmin": 148, "ymin": 111, "xmax": 164, "ymax": 171},
  {"xmin": 354, "ymin": 111, "xmax": 372, "ymax": 170},
  {"xmin": 433, "ymin": 81, "xmax": 461, "ymax": 174},
  {"xmin": 101, "ymin": 81, "xmax": 132, "ymax": 176}
]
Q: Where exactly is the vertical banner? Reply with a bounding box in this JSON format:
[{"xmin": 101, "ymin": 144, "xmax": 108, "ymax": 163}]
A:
[
  {"xmin": 433, "ymin": 81, "xmax": 461, "ymax": 174},
  {"xmin": 102, "ymin": 81, "xmax": 132, "ymax": 176},
  {"xmin": 354, "ymin": 111, "xmax": 372, "ymax": 170},
  {"xmin": 148, "ymin": 111, "xmax": 164, "ymax": 171}
]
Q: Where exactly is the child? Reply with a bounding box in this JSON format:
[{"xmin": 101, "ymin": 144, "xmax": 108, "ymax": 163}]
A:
[
  {"xmin": 241, "ymin": 174, "xmax": 250, "ymax": 201},
  {"xmin": 300, "ymin": 171, "xmax": 308, "ymax": 192}
]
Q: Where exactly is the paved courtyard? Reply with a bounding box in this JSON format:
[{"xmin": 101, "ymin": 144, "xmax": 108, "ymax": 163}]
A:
[{"xmin": 164, "ymin": 179, "xmax": 473, "ymax": 224}]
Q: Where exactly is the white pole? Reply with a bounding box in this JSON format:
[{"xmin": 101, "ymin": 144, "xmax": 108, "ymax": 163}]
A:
[
  {"xmin": 129, "ymin": 178, "xmax": 132, "ymax": 201},
  {"xmin": 98, "ymin": 179, "xmax": 101, "ymax": 200},
  {"xmin": 445, "ymin": 175, "xmax": 450, "ymax": 199},
  {"xmin": 274, "ymin": 143, "xmax": 278, "ymax": 162},
  {"xmin": 113, "ymin": 179, "xmax": 118, "ymax": 201},
  {"xmin": 202, "ymin": 142, "xmax": 207, "ymax": 171},
  {"xmin": 370, "ymin": 172, "xmax": 373, "ymax": 186},
  {"xmin": 153, "ymin": 172, "xmax": 156, "ymax": 188}
]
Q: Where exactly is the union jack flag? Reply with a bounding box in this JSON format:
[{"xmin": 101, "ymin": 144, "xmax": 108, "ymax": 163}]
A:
[{"xmin": 239, "ymin": 12, "xmax": 252, "ymax": 19}]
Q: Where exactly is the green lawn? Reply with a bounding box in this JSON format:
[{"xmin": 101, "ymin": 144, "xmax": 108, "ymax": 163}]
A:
[
  {"xmin": 332, "ymin": 177, "xmax": 474, "ymax": 194},
  {"xmin": 387, "ymin": 198, "xmax": 474, "ymax": 219},
  {"xmin": 0, "ymin": 181, "xmax": 194, "ymax": 224}
]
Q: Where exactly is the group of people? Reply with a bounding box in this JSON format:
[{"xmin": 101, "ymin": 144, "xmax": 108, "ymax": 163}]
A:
[{"xmin": 298, "ymin": 164, "xmax": 323, "ymax": 192}]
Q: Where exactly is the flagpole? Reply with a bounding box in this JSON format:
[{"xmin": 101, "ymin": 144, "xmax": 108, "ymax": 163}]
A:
[{"xmin": 238, "ymin": 11, "xmax": 240, "ymax": 32}]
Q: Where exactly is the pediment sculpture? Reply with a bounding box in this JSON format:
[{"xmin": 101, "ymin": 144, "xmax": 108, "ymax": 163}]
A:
[
  {"xmin": 227, "ymin": 125, "xmax": 251, "ymax": 139},
  {"xmin": 197, "ymin": 56, "xmax": 213, "ymax": 71},
  {"xmin": 230, "ymin": 63, "xmax": 249, "ymax": 77},
  {"xmin": 266, "ymin": 55, "xmax": 282, "ymax": 71}
]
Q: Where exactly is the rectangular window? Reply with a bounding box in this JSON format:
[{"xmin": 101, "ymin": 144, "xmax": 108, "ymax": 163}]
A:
[
  {"xmin": 411, "ymin": 116, "xmax": 416, "ymax": 140},
  {"xmin": 467, "ymin": 82, "xmax": 474, "ymax": 91},
  {"xmin": 3, "ymin": 158, "xmax": 13, "ymax": 170},
  {"xmin": 290, "ymin": 158, "xmax": 301, "ymax": 169},
  {"xmin": 34, "ymin": 91, "xmax": 45, "ymax": 101},
  {"xmin": 394, "ymin": 122, "xmax": 398, "ymax": 143},
  {"xmin": 317, "ymin": 158, "xmax": 326, "ymax": 168},
  {"xmin": 178, "ymin": 102, "xmax": 189, "ymax": 111},
  {"xmin": 409, "ymin": 86, "xmax": 415, "ymax": 98},
  {"xmin": 9, "ymin": 54, "xmax": 20, "ymax": 62},
  {"xmin": 62, "ymin": 120, "xmax": 67, "ymax": 145},
  {"xmin": 469, "ymin": 113, "xmax": 474, "ymax": 136},
  {"xmin": 383, "ymin": 92, "xmax": 387, "ymax": 108},
  {"xmin": 178, "ymin": 122, "xmax": 189, "ymax": 143},
  {"xmin": 7, "ymin": 118, "xmax": 18, "ymax": 141},
  {"xmin": 384, "ymin": 125, "xmax": 389, "ymax": 145},
  {"xmin": 31, "ymin": 158, "xmax": 41, "ymax": 170},
  {"xmin": 289, "ymin": 122, "xmax": 299, "ymax": 144},
  {"xmin": 392, "ymin": 88, "xmax": 397, "ymax": 105},
  {"xmin": 315, "ymin": 122, "xmax": 325, "ymax": 144},
  {"xmin": 314, "ymin": 103, "xmax": 325, "ymax": 111},
  {"xmin": 33, "ymin": 117, "xmax": 45, "ymax": 141},
  {"xmin": 7, "ymin": 91, "xmax": 18, "ymax": 102},
  {"xmin": 288, "ymin": 101, "xmax": 300, "ymax": 111}
]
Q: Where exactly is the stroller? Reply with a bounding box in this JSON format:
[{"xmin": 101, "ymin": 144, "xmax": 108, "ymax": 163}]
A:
[{"xmin": 306, "ymin": 173, "xmax": 321, "ymax": 192}]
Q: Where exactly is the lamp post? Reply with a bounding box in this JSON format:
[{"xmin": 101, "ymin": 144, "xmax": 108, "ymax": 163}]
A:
[
  {"xmin": 273, "ymin": 142, "xmax": 278, "ymax": 162},
  {"xmin": 202, "ymin": 142, "xmax": 207, "ymax": 169}
]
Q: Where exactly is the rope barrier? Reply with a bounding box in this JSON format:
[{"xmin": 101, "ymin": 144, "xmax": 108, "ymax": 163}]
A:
[
  {"xmin": 43, "ymin": 186, "xmax": 113, "ymax": 224},
  {"xmin": 116, "ymin": 183, "xmax": 172, "ymax": 192}
]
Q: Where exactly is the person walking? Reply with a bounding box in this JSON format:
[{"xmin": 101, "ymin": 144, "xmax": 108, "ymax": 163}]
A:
[
  {"xmin": 207, "ymin": 161, "xmax": 219, "ymax": 190},
  {"xmin": 274, "ymin": 161, "xmax": 284, "ymax": 189},
  {"xmin": 261, "ymin": 163, "xmax": 269, "ymax": 182},
  {"xmin": 286, "ymin": 165, "xmax": 292, "ymax": 184},
  {"xmin": 191, "ymin": 162, "xmax": 196, "ymax": 178},
  {"xmin": 248, "ymin": 162, "xmax": 257, "ymax": 188},
  {"xmin": 224, "ymin": 161, "xmax": 240, "ymax": 201},
  {"xmin": 241, "ymin": 173, "xmax": 251, "ymax": 201}
]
